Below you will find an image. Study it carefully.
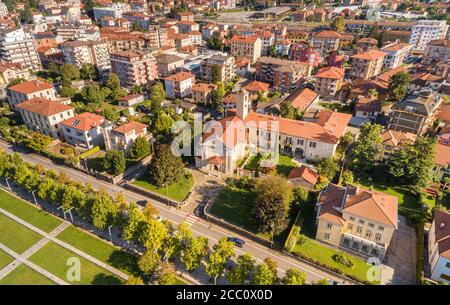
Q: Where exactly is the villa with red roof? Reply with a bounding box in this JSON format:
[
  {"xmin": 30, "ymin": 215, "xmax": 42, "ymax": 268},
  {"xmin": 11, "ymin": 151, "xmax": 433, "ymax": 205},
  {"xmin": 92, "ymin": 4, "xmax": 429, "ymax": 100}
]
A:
[
  {"xmin": 316, "ymin": 183, "xmax": 398, "ymax": 260},
  {"xmin": 7, "ymin": 79, "xmax": 57, "ymax": 109},
  {"xmin": 196, "ymin": 89, "xmax": 351, "ymax": 174},
  {"xmin": 60, "ymin": 112, "xmax": 105, "ymax": 149},
  {"xmin": 104, "ymin": 121, "xmax": 151, "ymax": 156},
  {"xmin": 428, "ymin": 209, "xmax": 450, "ymax": 284},
  {"xmin": 15, "ymin": 98, "xmax": 75, "ymax": 138}
]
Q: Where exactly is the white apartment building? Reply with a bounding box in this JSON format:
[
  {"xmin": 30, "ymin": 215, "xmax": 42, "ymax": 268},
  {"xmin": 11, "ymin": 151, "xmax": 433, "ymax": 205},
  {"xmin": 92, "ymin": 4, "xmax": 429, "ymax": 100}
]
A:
[
  {"xmin": 428, "ymin": 209, "xmax": 450, "ymax": 284},
  {"xmin": 163, "ymin": 71, "xmax": 195, "ymax": 99},
  {"xmin": 0, "ymin": 2, "xmax": 8, "ymax": 18},
  {"xmin": 15, "ymin": 98, "xmax": 75, "ymax": 138},
  {"xmin": 93, "ymin": 2, "xmax": 131, "ymax": 20},
  {"xmin": 422, "ymin": 39, "xmax": 450, "ymax": 65},
  {"xmin": 230, "ymin": 35, "xmax": 262, "ymax": 63},
  {"xmin": 381, "ymin": 41, "xmax": 413, "ymax": 69},
  {"xmin": 7, "ymin": 79, "xmax": 57, "ymax": 109},
  {"xmin": 60, "ymin": 112, "xmax": 106, "ymax": 149},
  {"xmin": 409, "ymin": 20, "xmax": 449, "ymax": 52},
  {"xmin": 0, "ymin": 28, "xmax": 41, "ymax": 71},
  {"xmin": 110, "ymin": 50, "xmax": 157, "ymax": 88},
  {"xmin": 61, "ymin": 40, "xmax": 111, "ymax": 72}
]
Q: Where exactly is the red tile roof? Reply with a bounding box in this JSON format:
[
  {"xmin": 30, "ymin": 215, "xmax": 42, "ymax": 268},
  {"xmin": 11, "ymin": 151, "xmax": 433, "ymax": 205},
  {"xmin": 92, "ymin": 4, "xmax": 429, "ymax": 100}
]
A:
[
  {"xmin": 8, "ymin": 79, "xmax": 54, "ymax": 95},
  {"xmin": 438, "ymin": 104, "xmax": 450, "ymax": 123},
  {"xmin": 15, "ymin": 98, "xmax": 73, "ymax": 117},
  {"xmin": 315, "ymin": 66, "xmax": 345, "ymax": 80},
  {"xmin": 164, "ymin": 71, "xmax": 194, "ymax": 82},
  {"xmin": 433, "ymin": 209, "xmax": 450, "ymax": 259},
  {"xmin": 288, "ymin": 165, "xmax": 319, "ymax": 186},
  {"xmin": 435, "ymin": 143, "xmax": 450, "ymax": 167},
  {"xmin": 243, "ymin": 81, "xmax": 270, "ymax": 92},
  {"xmin": 381, "ymin": 129, "xmax": 416, "ymax": 147},
  {"xmin": 230, "ymin": 35, "xmax": 259, "ymax": 44},
  {"xmin": 313, "ymin": 31, "xmax": 341, "ymax": 39},
  {"xmin": 287, "ymin": 88, "xmax": 318, "ymax": 112},
  {"xmin": 351, "ymin": 50, "xmax": 388, "ymax": 61},
  {"xmin": 113, "ymin": 121, "xmax": 147, "ymax": 135},
  {"xmin": 192, "ymin": 83, "xmax": 216, "ymax": 93},
  {"xmin": 60, "ymin": 112, "xmax": 104, "ymax": 131}
]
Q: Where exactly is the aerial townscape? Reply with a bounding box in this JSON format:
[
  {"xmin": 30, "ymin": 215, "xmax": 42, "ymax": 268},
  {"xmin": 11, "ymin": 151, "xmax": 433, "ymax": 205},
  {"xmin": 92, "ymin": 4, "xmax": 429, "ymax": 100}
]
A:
[{"xmin": 0, "ymin": 0, "xmax": 449, "ymax": 290}]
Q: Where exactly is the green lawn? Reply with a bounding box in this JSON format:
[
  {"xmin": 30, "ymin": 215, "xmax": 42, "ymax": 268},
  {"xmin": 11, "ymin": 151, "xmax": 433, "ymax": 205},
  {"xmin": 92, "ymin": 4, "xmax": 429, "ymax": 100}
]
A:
[
  {"xmin": 276, "ymin": 154, "xmax": 297, "ymax": 177},
  {"xmin": 29, "ymin": 242, "xmax": 123, "ymax": 285},
  {"xmin": 0, "ymin": 264, "xmax": 56, "ymax": 285},
  {"xmin": 133, "ymin": 171, "xmax": 194, "ymax": 202},
  {"xmin": 0, "ymin": 213, "xmax": 42, "ymax": 254},
  {"xmin": 0, "ymin": 250, "xmax": 13, "ymax": 270},
  {"xmin": 292, "ymin": 236, "xmax": 377, "ymax": 284},
  {"xmin": 56, "ymin": 226, "xmax": 139, "ymax": 276},
  {"xmin": 0, "ymin": 189, "xmax": 62, "ymax": 233},
  {"xmin": 319, "ymin": 102, "xmax": 353, "ymax": 114}
]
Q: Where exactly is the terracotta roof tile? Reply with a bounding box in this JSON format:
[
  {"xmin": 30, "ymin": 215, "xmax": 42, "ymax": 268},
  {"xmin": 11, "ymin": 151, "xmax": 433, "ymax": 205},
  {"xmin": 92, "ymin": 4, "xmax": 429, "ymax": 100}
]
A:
[
  {"xmin": 113, "ymin": 121, "xmax": 147, "ymax": 135},
  {"xmin": 243, "ymin": 81, "xmax": 270, "ymax": 92},
  {"xmin": 60, "ymin": 112, "xmax": 105, "ymax": 131},
  {"xmin": 8, "ymin": 79, "xmax": 54, "ymax": 95},
  {"xmin": 288, "ymin": 165, "xmax": 319, "ymax": 185},
  {"xmin": 164, "ymin": 71, "xmax": 194, "ymax": 82},
  {"xmin": 15, "ymin": 98, "xmax": 73, "ymax": 117},
  {"xmin": 351, "ymin": 50, "xmax": 388, "ymax": 61},
  {"xmin": 315, "ymin": 66, "xmax": 345, "ymax": 80}
]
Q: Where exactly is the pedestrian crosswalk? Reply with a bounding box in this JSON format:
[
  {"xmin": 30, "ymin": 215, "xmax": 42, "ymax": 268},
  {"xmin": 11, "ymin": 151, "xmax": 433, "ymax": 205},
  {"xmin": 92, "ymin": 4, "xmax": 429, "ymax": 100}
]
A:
[{"xmin": 184, "ymin": 214, "xmax": 201, "ymax": 226}]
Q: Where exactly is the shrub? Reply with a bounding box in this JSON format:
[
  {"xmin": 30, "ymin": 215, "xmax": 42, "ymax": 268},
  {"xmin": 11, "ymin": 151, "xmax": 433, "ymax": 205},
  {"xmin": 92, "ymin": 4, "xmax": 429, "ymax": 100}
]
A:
[
  {"xmin": 332, "ymin": 254, "xmax": 354, "ymax": 268},
  {"xmin": 62, "ymin": 146, "xmax": 75, "ymax": 156}
]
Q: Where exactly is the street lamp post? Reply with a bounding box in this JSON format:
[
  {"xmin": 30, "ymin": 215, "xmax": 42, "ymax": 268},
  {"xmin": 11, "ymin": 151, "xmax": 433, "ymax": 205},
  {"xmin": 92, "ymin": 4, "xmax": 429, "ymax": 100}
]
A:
[
  {"xmin": 108, "ymin": 225, "xmax": 113, "ymax": 242},
  {"xmin": 165, "ymin": 183, "xmax": 169, "ymax": 206},
  {"xmin": 57, "ymin": 206, "xmax": 66, "ymax": 220},
  {"xmin": 32, "ymin": 190, "xmax": 38, "ymax": 205},
  {"xmin": 66, "ymin": 207, "xmax": 74, "ymax": 223},
  {"xmin": 5, "ymin": 177, "xmax": 11, "ymax": 191}
]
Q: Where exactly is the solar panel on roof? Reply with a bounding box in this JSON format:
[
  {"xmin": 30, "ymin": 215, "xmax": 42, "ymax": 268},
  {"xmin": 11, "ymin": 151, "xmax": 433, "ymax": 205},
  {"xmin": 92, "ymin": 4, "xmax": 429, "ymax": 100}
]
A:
[{"xmin": 72, "ymin": 120, "xmax": 80, "ymax": 127}]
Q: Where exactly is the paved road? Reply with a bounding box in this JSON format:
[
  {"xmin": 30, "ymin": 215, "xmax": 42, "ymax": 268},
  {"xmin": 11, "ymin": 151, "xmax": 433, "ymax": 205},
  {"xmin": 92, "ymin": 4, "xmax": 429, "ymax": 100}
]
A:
[{"xmin": 0, "ymin": 141, "xmax": 355, "ymax": 284}]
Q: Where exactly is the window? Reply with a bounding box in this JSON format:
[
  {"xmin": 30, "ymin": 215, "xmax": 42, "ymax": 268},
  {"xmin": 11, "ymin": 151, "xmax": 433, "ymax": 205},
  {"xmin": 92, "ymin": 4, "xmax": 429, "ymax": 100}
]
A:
[
  {"xmin": 327, "ymin": 223, "xmax": 332, "ymax": 230},
  {"xmin": 309, "ymin": 142, "xmax": 316, "ymax": 148},
  {"xmin": 324, "ymin": 233, "xmax": 330, "ymax": 240},
  {"xmin": 352, "ymin": 241, "xmax": 359, "ymax": 249},
  {"xmin": 369, "ymin": 223, "xmax": 374, "ymax": 228},
  {"xmin": 375, "ymin": 233, "xmax": 382, "ymax": 243},
  {"xmin": 359, "ymin": 219, "xmax": 365, "ymax": 225},
  {"xmin": 378, "ymin": 226, "xmax": 384, "ymax": 231},
  {"xmin": 347, "ymin": 224, "xmax": 353, "ymax": 231},
  {"xmin": 343, "ymin": 238, "xmax": 350, "ymax": 246},
  {"xmin": 349, "ymin": 216, "xmax": 355, "ymax": 221},
  {"xmin": 362, "ymin": 245, "xmax": 369, "ymax": 253},
  {"xmin": 371, "ymin": 249, "xmax": 378, "ymax": 256},
  {"xmin": 365, "ymin": 231, "xmax": 372, "ymax": 239},
  {"xmin": 297, "ymin": 139, "xmax": 304, "ymax": 145},
  {"xmin": 356, "ymin": 226, "xmax": 362, "ymax": 234}
]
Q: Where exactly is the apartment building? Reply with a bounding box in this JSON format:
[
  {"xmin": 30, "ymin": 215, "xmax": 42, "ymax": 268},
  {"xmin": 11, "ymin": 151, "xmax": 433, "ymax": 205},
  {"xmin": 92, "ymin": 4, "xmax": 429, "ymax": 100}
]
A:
[
  {"xmin": 311, "ymin": 31, "xmax": 341, "ymax": 58},
  {"xmin": 290, "ymin": 44, "xmax": 320, "ymax": 68},
  {"xmin": 156, "ymin": 54, "xmax": 184, "ymax": 77},
  {"xmin": 376, "ymin": 129, "xmax": 417, "ymax": 162},
  {"xmin": 93, "ymin": 2, "xmax": 130, "ymax": 20},
  {"xmin": 355, "ymin": 38, "xmax": 378, "ymax": 52},
  {"xmin": 260, "ymin": 31, "xmax": 275, "ymax": 56},
  {"xmin": 422, "ymin": 40, "xmax": 450, "ymax": 65},
  {"xmin": 381, "ymin": 41, "xmax": 413, "ymax": 69},
  {"xmin": 255, "ymin": 56, "xmax": 312, "ymax": 93},
  {"xmin": 196, "ymin": 90, "xmax": 351, "ymax": 174},
  {"xmin": 200, "ymin": 54, "xmax": 236, "ymax": 83},
  {"xmin": 7, "ymin": 79, "xmax": 56, "ymax": 109},
  {"xmin": 101, "ymin": 30, "xmax": 147, "ymax": 53},
  {"xmin": 110, "ymin": 50, "xmax": 156, "ymax": 88},
  {"xmin": 389, "ymin": 91, "xmax": 442, "ymax": 135},
  {"xmin": 103, "ymin": 121, "xmax": 151, "ymax": 156},
  {"xmin": 60, "ymin": 112, "xmax": 106, "ymax": 149},
  {"xmin": 176, "ymin": 21, "xmax": 200, "ymax": 34},
  {"xmin": 163, "ymin": 71, "xmax": 195, "ymax": 99},
  {"xmin": 15, "ymin": 98, "xmax": 75, "ymax": 138},
  {"xmin": 315, "ymin": 184, "xmax": 398, "ymax": 260},
  {"xmin": 314, "ymin": 66, "xmax": 345, "ymax": 99},
  {"xmin": 191, "ymin": 83, "xmax": 217, "ymax": 104},
  {"xmin": 0, "ymin": 28, "xmax": 41, "ymax": 71},
  {"xmin": 60, "ymin": 40, "xmax": 111, "ymax": 72},
  {"xmin": 409, "ymin": 20, "xmax": 449, "ymax": 52},
  {"xmin": 0, "ymin": 2, "xmax": 8, "ymax": 18},
  {"xmin": 349, "ymin": 50, "xmax": 387, "ymax": 80},
  {"xmin": 230, "ymin": 35, "xmax": 262, "ymax": 63},
  {"xmin": 122, "ymin": 12, "xmax": 151, "ymax": 30},
  {"xmin": 428, "ymin": 209, "xmax": 450, "ymax": 284},
  {"xmin": 0, "ymin": 62, "xmax": 31, "ymax": 97},
  {"xmin": 118, "ymin": 94, "xmax": 144, "ymax": 108},
  {"xmin": 175, "ymin": 12, "xmax": 194, "ymax": 22}
]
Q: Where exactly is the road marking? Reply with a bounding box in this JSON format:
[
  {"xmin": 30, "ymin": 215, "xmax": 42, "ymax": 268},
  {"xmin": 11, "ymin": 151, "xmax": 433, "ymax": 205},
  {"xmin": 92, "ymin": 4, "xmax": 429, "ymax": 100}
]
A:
[{"xmin": 184, "ymin": 214, "xmax": 201, "ymax": 226}]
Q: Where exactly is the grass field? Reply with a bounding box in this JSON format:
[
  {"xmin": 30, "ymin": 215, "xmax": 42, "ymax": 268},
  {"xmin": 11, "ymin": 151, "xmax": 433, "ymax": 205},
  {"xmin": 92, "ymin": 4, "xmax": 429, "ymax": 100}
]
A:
[
  {"xmin": 0, "ymin": 189, "xmax": 62, "ymax": 233},
  {"xmin": 133, "ymin": 171, "xmax": 194, "ymax": 202},
  {"xmin": 29, "ymin": 242, "xmax": 123, "ymax": 285},
  {"xmin": 276, "ymin": 154, "xmax": 296, "ymax": 177},
  {"xmin": 0, "ymin": 213, "xmax": 42, "ymax": 254},
  {"xmin": 0, "ymin": 250, "xmax": 13, "ymax": 270},
  {"xmin": 0, "ymin": 264, "xmax": 55, "ymax": 285},
  {"xmin": 56, "ymin": 226, "xmax": 139, "ymax": 276}
]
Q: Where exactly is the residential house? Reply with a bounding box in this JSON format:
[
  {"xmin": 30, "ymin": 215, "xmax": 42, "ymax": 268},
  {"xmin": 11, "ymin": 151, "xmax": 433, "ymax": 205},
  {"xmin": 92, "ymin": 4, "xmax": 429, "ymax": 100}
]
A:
[
  {"xmin": 288, "ymin": 165, "xmax": 319, "ymax": 190},
  {"xmin": 230, "ymin": 35, "xmax": 262, "ymax": 63},
  {"xmin": 163, "ymin": 71, "xmax": 195, "ymax": 99},
  {"xmin": 200, "ymin": 55, "xmax": 236, "ymax": 83},
  {"xmin": 314, "ymin": 66, "xmax": 345, "ymax": 99},
  {"xmin": 427, "ymin": 209, "xmax": 450, "ymax": 284},
  {"xmin": 191, "ymin": 83, "xmax": 216, "ymax": 104},
  {"xmin": 355, "ymin": 38, "xmax": 378, "ymax": 52},
  {"xmin": 376, "ymin": 129, "xmax": 417, "ymax": 162},
  {"xmin": 354, "ymin": 96, "xmax": 382, "ymax": 120},
  {"xmin": 381, "ymin": 41, "xmax": 413, "ymax": 70},
  {"xmin": 7, "ymin": 79, "xmax": 56, "ymax": 109},
  {"xmin": 117, "ymin": 94, "xmax": 144, "ymax": 108},
  {"xmin": 311, "ymin": 31, "xmax": 341, "ymax": 58},
  {"xmin": 315, "ymin": 184, "xmax": 398, "ymax": 260},
  {"xmin": 60, "ymin": 40, "xmax": 111, "ymax": 72},
  {"xmin": 15, "ymin": 98, "xmax": 75, "ymax": 138},
  {"xmin": 243, "ymin": 81, "xmax": 270, "ymax": 101},
  {"xmin": 409, "ymin": 20, "xmax": 449, "ymax": 52},
  {"xmin": 349, "ymin": 50, "xmax": 387, "ymax": 80},
  {"xmin": 422, "ymin": 40, "xmax": 450, "ymax": 65},
  {"xmin": 60, "ymin": 112, "xmax": 106, "ymax": 149},
  {"xmin": 103, "ymin": 121, "xmax": 151, "ymax": 156},
  {"xmin": 235, "ymin": 57, "xmax": 250, "ymax": 77},
  {"xmin": 110, "ymin": 50, "xmax": 157, "ymax": 88},
  {"xmin": 283, "ymin": 88, "xmax": 319, "ymax": 113},
  {"xmin": 156, "ymin": 53, "xmax": 184, "ymax": 77}
]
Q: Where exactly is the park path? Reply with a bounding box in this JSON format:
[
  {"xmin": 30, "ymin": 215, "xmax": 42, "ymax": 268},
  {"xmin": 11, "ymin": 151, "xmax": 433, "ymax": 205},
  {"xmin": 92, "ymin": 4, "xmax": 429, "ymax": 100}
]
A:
[{"xmin": 0, "ymin": 207, "xmax": 129, "ymax": 281}]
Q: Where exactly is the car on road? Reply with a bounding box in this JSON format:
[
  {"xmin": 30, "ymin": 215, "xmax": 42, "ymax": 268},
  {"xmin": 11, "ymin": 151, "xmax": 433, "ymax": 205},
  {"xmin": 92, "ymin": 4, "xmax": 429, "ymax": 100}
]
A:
[
  {"xmin": 227, "ymin": 237, "xmax": 245, "ymax": 248},
  {"xmin": 136, "ymin": 200, "xmax": 148, "ymax": 206}
]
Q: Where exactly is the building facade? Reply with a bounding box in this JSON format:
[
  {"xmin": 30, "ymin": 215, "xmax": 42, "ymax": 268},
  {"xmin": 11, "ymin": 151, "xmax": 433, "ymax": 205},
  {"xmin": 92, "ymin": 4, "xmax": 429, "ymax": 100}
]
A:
[
  {"xmin": 110, "ymin": 50, "xmax": 156, "ymax": 88},
  {"xmin": 0, "ymin": 28, "xmax": 41, "ymax": 71},
  {"xmin": 409, "ymin": 20, "xmax": 449, "ymax": 52},
  {"xmin": 230, "ymin": 35, "xmax": 262, "ymax": 63},
  {"xmin": 61, "ymin": 40, "xmax": 111, "ymax": 72}
]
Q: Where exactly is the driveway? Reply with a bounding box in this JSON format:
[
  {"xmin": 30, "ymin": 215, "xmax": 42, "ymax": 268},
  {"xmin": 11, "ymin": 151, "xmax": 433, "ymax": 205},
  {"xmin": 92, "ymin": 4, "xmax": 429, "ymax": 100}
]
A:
[{"xmin": 383, "ymin": 215, "xmax": 417, "ymax": 285}]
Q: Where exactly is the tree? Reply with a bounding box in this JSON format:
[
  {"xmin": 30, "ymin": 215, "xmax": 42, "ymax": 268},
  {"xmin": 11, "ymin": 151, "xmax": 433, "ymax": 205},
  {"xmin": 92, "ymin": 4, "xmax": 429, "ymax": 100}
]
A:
[
  {"xmin": 210, "ymin": 89, "xmax": 224, "ymax": 108},
  {"xmin": 312, "ymin": 278, "xmax": 330, "ymax": 285},
  {"xmin": 161, "ymin": 222, "xmax": 192, "ymax": 261},
  {"xmin": 131, "ymin": 21, "xmax": 143, "ymax": 32},
  {"xmin": 122, "ymin": 202, "xmax": 145, "ymax": 241},
  {"xmin": 263, "ymin": 257, "xmax": 278, "ymax": 275},
  {"xmin": 153, "ymin": 114, "xmax": 174, "ymax": 135},
  {"xmin": 90, "ymin": 192, "xmax": 118, "ymax": 230},
  {"xmin": 102, "ymin": 150, "xmax": 126, "ymax": 175},
  {"xmin": 254, "ymin": 176, "xmax": 293, "ymax": 234},
  {"xmin": 7, "ymin": 78, "xmax": 25, "ymax": 88},
  {"xmin": 330, "ymin": 16, "xmax": 345, "ymax": 33},
  {"xmin": 60, "ymin": 84, "xmax": 77, "ymax": 98},
  {"xmin": 150, "ymin": 82, "xmax": 166, "ymax": 105},
  {"xmin": 206, "ymin": 237, "xmax": 235, "ymax": 284},
  {"xmin": 268, "ymin": 45, "xmax": 278, "ymax": 58},
  {"xmin": 129, "ymin": 137, "xmax": 151, "ymax": 160},
  {"xmin": 388, "ymin": 72, "xmax": 410, "ymax": 102},
  {"xmin": 157, "ymin": 262, "xmax": 177, "ymax": 285},
  {"xmin": 125, "ymin": 276, "xmax": 144, "ymax": 285},
  {"xmin": 350, "ymin": 123, "xmax": 383, "ymax": 175},
  {"xmin": 281, "ymin": 268, "xmax": 306, "ymax": 285},
  {"xmin": 138, "ymin": 250, "xmax": 161, "ymax": 276},
  {"xmin": 102, "ymin": 104, "xmax": 119, "ymax": 122},
  {"xmin": 138, "ymin": 218, "xmax": 168, "ymax": 252},
  {"xmin": 148, "ymin": 144, "xmax": 185, "ymax": 187},
  {"xmin": 19, "ymin": 8, "xmax": 33, "ymax": 24},
  {"xmin": 251, "ymin": 263, "xmax": 276, "ymax": 285},
  {"xmin": 368, "ymin": 88, "xmax": 379, "ymax": 98},
  {"xmin": 211, "ymin": 64, "xmax": 222, "ymax": 84},
  {"xmin": 280, "ymin": 102, "xmax": 298, "ymax": 119},
  {"xmin": 60, "ymin": 64, "xmax": 80, "ymax": 81},
  {"xmin": 143, "ymin": 202, "xmax": 158, "ymax": 220},
  {"xmin": 181, "ymin": 236, "xmax": 208, "ymax": 272},
  {"xmin": 206, "ymin": 35, "xmax": 224, "ymax": 51},
  {"xmin": 227, "ymin": 253, "xmax": 256, "ymax": 285},
  {"xmin": 80, "ymin": 63, "xmax": 97, "ymax": 80},
  {"xmin": 26, "ymin": 132, "xmax": 52, "ymax": 151},
  {"xmin": 130, "ymin": 85, "xmax": 142, "ymax": 94},
  {"xmin": 82, "ymin": 84, "xmax": 106, "ymax": 105},
  {"xmin": 316, "ymin": 157, "xmax": 339, "ymax": 181},
  {"xmin": 340, "ymin": 170, "xmax": 354, "ymax": 186},
  {"xmin": 61, "ymin": 185, "xmax": 86, "ymax": 210}
]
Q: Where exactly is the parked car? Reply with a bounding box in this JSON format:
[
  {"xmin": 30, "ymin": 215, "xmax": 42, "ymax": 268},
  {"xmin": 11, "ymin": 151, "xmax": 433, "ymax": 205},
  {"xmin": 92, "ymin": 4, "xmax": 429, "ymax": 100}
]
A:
[
  {"xmin": 227, "ymin": 237, "xmax": 245, "ymax": 248},
  {"xmin": 136, "ymin": 200, "xmax": 148, "ymax": 206}
]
